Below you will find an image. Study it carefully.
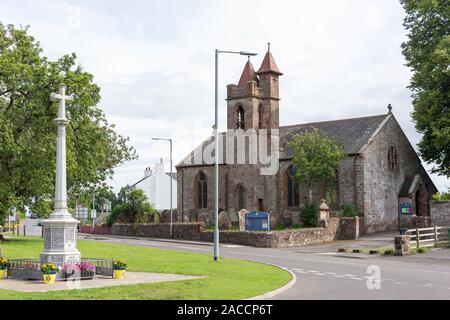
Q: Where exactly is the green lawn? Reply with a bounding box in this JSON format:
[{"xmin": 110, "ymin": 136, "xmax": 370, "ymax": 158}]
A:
[{"xmin": 0, "ymin": 236, "xmax": 291, "ymax": 300}]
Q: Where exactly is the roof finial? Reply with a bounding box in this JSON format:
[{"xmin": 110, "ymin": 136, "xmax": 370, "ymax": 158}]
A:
[
  {"xmin": 268, "ymin": 42, "xmax": 271, "ymax": 52},
  {"xmin": 388, "ymin": 104, "xmax": 392, "ymax": 114}
]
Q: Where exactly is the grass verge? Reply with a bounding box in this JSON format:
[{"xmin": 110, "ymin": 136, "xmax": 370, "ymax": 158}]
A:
[{"xmin": 0, "ymin": 236, "xmax": 291, "ymax": 300}]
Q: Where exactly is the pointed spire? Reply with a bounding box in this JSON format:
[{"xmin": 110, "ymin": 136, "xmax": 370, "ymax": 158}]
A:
[
  {"xmin": 256, "ymin": 43, "xmax": 283, "ymax": 75},
  {"xmin": 238, "ymin": 58, "xmax": 257, "ymax": 86}
]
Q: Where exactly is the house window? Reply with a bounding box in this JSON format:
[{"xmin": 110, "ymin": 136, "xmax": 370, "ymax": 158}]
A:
[
  {"xmin": 236, "ymin": 105, "xmax": 245, "ymax": 129},
  {"xmin": 388, "ymin": 146, "xmax": 398, "ymax": 170},
  {"xmin": 197, "ymin": 171, "xmax": 207, "ymax": 209},
  {"xmin": 287, "ymin": 166, "xmax": 300, "ymax": 207},
  {"xmin": 236, "ymin": 184, "xmax": 246, "ymax": 210}
]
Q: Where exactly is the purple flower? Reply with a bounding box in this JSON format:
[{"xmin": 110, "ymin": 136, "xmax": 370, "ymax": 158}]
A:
[
  {"xmin": 61, "ymin": 263, "xmax": 81, "ymax": 273},
  {"xmin": 79, "ymin": 262, "xmax": 96, "ymax": 273}
]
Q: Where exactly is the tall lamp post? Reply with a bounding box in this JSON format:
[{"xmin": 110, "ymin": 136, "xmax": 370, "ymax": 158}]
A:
[
  {"xmin": 214, "ymin": 49, "xmax": 257, "ymax": 262},
  {"xmin": 152, "ymin": 138, "xmax": 173, "ymax": 238}
]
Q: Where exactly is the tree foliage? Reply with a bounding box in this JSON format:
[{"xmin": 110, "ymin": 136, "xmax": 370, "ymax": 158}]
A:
[
  {"xmin": 0, "ymin": 23, "xmax": 137, "ymax": 220},
  {"xmin": 288, "ymin": 128, "xmax": 345, "ymax": 201},
  {"xmin": 107, "ymin": 189, "xmax": 156, "ymax": 226},
  {"xmin": 400, "ymin": 0, "xmax": 450, "ymax": 176}
]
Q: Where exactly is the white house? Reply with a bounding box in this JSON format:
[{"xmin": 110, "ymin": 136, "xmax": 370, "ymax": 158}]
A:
[{"xmin": 130, "ymin": 159, "xmax": 177, "ymax": 211}]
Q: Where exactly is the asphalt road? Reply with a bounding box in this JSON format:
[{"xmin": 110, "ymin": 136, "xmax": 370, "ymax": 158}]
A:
[{"xmin": 80, "ymin": 234, "xmax": 450, "ymax": 300}]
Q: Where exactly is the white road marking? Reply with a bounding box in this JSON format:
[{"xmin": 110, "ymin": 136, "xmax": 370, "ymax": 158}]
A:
[
  {"xmin": 333, "ymin": 275, "xmax": 345, "ymax": 278},
  {"xmin": 308, "ymin": 270, "xmax": 319, "ymax": 273},
  {"xmin": 342, "ymin": 274, "xmax": 356, "ymax": 277},
  {"xmin": 350, "ymin": 277, "xmax": 363, "ymax": 281},
  {"xmin": 326, "ymin": 272, "xmax": 337, "ymax": 275}
]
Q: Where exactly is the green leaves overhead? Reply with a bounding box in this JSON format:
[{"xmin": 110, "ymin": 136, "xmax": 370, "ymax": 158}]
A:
[
  {"xmin": 0, "ymin": 23, "xmax": 137, "ymax": 219},
  {"xmin": 400, "ymin": 0, "xmax": 450, "ymax": 176}
]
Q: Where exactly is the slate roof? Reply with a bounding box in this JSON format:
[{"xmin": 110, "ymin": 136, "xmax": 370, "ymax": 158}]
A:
[
  {"xmin": 177, "ymin": 114, "xmax": 389, "ymax": 166},
  {"xmin": 279, "ymin": 114, "xmax": 388, "ymax": 158}
]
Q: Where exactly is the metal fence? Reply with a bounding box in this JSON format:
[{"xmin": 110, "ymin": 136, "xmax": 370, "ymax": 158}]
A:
[{"xmin": 6, "ymin": 258, "xmax": 114, "ymax": 280}]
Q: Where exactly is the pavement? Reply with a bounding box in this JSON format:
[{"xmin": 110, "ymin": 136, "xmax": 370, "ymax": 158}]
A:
[
  {"xmin": 0, "ymin": 272, "xmax": 204, "ymax": 292},
  {"xmin": 79, "ymin": 233, "xmax": 450, "ymax": 300}
]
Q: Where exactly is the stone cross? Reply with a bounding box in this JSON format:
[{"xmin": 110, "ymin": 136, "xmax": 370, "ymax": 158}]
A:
[{"xmin": 40, "ymin": 84, "xmax": 80, "ymax": 266}]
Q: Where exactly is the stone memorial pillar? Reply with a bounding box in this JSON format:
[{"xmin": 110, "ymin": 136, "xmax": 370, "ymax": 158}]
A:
[
  {"xmin": 319, "ymin": 199, "xmax": 330, "ymax": 228},
  {"xmin": 40, "ymin": 84, "xmax": 80, "ymax": 266},
  {"xmin": 238, "ymin": 209, "xmax": 249, "ymax": 231}
]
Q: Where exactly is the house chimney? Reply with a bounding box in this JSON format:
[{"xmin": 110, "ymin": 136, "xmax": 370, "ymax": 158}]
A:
[{"xmin": 144, "ymin": 167, "xmax": 152, "ymax": 177}]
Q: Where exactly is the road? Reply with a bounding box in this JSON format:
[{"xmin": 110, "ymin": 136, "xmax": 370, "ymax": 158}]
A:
[{"xmin": 80, "ymin": 234, "xmax": 450, "ymax": 300}]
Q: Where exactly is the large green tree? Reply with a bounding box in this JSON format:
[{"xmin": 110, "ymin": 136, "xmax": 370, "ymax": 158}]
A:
[
  {"xmin": 288, "ymin": 128, "xmax": 345, "ymax": 202},
  {"xmin": 0, "ymin": 23, "xmax": 137, "ymax": 220},
  {"xmin": 400, "ymin": 0, "xmax": 450, "ymax": 176}
]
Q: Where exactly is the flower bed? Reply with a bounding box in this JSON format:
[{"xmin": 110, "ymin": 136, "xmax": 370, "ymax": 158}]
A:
[{"xmin": 6, "ymin": 258, "xmax": 113, "ymax": 280}]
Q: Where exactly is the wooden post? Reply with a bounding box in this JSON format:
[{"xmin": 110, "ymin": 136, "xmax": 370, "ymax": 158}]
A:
[
  {"xmin": 23, "ymin": 225, "xmax": 26, "ymax": 237},
  {"xmin": 416, "ymin": 228, "xmax": 420, "ymax": 249},
  {"xmin": 434, "ymin": 226, "xmax": 438, "ymax": 247}
]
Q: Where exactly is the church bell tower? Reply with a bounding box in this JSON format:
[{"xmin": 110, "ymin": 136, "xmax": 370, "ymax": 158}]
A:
[{"xmin": 226, "ymin": 43, "xmax": 283, "ymax": 132}]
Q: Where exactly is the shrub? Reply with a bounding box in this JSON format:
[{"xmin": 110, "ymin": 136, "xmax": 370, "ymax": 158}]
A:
[
  {"xmin": 341, "ymin": 203, "xmax": 357, "ymax": 217},
  {"xmin": 41, "ymin": 263, "xmax": 59, "ymax": 274},
  {"xmin": 113, "ymin": 259, "xmax": 127, "ymax": 270},
  {"xmin": 432, "ymin": 192, "xmax": 450, "ymax": 202},
  {"xmin": 0, "ymin": 257, "xmax": 8, "ymax": 270},
  {"xmin": 275, "ymin": 225, "xmax": 285, "ymax": 231},
  {"xmin": 299, "ymin": 202, "xmax": 319, "ymax": 227},
  {"xmin": 107, "ymin": 203, "xmax": 126, "ymax": 226}
]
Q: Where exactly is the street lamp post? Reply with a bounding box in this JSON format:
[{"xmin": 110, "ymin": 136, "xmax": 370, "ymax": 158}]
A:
[
  {"xmin": 152, "ymin": 137, "xmax": 173, "ymax": 239},
  {"xmin": 214, "ymin": 49, "xmax": 257, "ymax": 262}
]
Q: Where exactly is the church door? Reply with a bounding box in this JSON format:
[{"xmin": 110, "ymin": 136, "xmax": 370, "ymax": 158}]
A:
[{"xmin": 258, "ymin": 199, "xmax": 264, "ymax": 212}]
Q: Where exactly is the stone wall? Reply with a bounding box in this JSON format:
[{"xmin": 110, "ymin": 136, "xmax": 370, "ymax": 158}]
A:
[
  {"xmin": 362, "ymin": 116, "xmax": 433, "ymax": 233},
  {"xmin": 110, "ymin": 217, "xmax": 361, "ymax": 248},
  {"xmin": 79, "ymin": 225, "xmax": 112, "ymax": 235},
  {"xmin": 431, "ymin": 201, "xmax": 450, "ymax": 226},
  {"xmin": 112, "ymin": 223, "xmax": 206, "ymax": 240}
]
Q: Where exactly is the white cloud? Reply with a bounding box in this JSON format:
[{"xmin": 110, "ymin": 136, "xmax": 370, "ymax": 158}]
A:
[{"xmin": 1, "ymin": 0, "xmax": 448, "ymax": 192}]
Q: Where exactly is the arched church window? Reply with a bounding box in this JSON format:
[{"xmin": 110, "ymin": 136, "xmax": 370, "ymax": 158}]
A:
[
  {"xmin": 258, "ymin": 104, "xmax": 264, "ymax": 129},
  {"xmin": 236, "ymin": 184, "xmax": 246, "ymax": 211},
  {"xmin": 287, "ymin": 165, "xmax": 300, "ymax": 207},
  {"xmin": 388, "ymin": 146, "xmax": 398, "ymax": 170},
  {"xmin": 197, "ymin": 171, "xmax": 207, "ymax": 209},
  {"xmin": 236, "ymin": 105, "xmax": 245, "ymax": 129}
]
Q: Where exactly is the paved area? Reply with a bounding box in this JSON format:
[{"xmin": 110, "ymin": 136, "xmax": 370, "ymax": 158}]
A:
[
  {"xmin": 80, "ymin": 233, "xmax": 450, "ymax": 300},
  {"xmin": 0, "ymin": 272, "xmax": 204, "ymax": 292}
]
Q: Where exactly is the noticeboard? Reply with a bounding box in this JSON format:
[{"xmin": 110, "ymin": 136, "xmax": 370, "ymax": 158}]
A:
[{"xmin": 400, "ymin": 202, "xmax": 412, "ymax": 215}]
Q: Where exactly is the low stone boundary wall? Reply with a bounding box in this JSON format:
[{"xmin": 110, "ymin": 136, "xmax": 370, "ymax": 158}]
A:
[
  {"xmin": 110, "ymin": 217, "xmax": 361, "ymax": 248},
  {"xmin": 431, "ymin": 201, "xmax": 450, "ymax": 226},
  {"xmin": 111, "ymin": 223, "xmax": 205, "ymax": 240},
  {"xmin": 79, "ymin": 225, "xmax": 112, "ymax": 235}
]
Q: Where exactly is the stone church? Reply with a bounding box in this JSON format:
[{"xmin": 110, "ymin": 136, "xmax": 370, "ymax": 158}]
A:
[{"xmin": 176, "ymin": 47, "xmax": 438, "ymax": 233}]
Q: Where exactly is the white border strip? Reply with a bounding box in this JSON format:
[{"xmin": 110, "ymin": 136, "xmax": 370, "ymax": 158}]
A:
[{"xmin": 246, "ymin": 264, "xmax": 297, "ymax": 300}]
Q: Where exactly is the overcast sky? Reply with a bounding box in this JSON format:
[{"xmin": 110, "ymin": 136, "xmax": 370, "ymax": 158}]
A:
[{"xmin": 1, "ymin": 0, "xmax": 449, "ymax": 192}]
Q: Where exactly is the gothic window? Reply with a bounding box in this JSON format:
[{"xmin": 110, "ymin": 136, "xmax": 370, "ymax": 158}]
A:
[
  {"xmin": 236, "ymin": 184, "xmax": 246, "ymax": 210},
  {"xmin": 287, "ymin": 166, "xmax": 300, "ymax": 207},
  {"xmin": 236, "ymin": 105, "xmax": 245, "ymax": 129},
  {"xmin": 325, "ymin": 170, "xmax": 340, "ymax": 209},
  {"xmin": 196, "ymin": 171, "xmax": 207, "ymax": 209},
  {"xmin": 388, "ymin": 146, "xmax": 398, "ymax": 170},
  {"xmin": 258, "ymin": 104, "xmax": 264, "ymax": 129}
]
